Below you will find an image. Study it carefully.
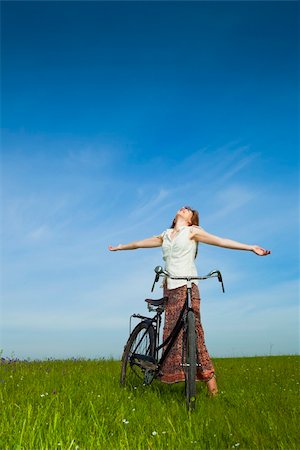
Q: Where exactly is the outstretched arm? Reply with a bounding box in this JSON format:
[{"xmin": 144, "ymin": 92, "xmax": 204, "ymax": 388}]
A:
[
  {"xmin": 108, "ymin": 236, "xmax": 162, "ymax": 251},
  {"xmin": 190, "ymin": 228, "xmax": 271, "ymax": 256}
]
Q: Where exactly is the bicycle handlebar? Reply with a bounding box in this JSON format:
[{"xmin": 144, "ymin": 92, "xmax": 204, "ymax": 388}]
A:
[{"xmin": 151, "ymin": 266, "xmax": 225, "ymax": 293}]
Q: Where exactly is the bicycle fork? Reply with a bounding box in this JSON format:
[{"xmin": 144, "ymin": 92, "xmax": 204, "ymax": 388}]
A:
[{"xmin": 181, "ymin": 282, "xmax": 202, "ymax": 370}]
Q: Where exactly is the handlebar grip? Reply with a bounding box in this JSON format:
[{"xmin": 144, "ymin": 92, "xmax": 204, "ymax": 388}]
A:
[{"xmin": 154, "ymin": 266, "xmax": 164, "ymax": 275}]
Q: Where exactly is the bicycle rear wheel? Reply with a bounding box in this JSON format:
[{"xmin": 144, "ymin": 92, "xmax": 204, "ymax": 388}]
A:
[
  {"xmin": 120, "ymin": 321, "xmax": 156, "ymax": 386},
  {"xmin": 184, "ymin": 310, "xmax": 197, "ymax": 410}
]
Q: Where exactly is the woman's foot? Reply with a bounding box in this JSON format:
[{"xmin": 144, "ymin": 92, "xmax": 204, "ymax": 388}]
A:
[{"xmin": 207, "ymin": 376, "xmax": 218, "ymax": 396}]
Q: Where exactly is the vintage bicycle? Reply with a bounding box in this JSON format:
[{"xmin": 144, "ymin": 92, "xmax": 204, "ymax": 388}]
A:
[{"xmin": 120, "ymin": 266, "xmax": 225, "ymax": 410}]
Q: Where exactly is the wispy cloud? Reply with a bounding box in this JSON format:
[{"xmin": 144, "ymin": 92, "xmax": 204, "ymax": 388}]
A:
[
  {"xmin": 1, "ymin": 1, "xmax": 298, "ymax": 360},
  {"xmin": 207, "ymin": 184, "xmax": 256, "ymax": 223},
  {"xmin": 129, "ymin": 188, "xmax": 170, "ymax": 219},
  {"xmin": 2, "ymin": 133, "xmax": 298, "ymax": 359},
  {"xmin": 27, "ymin": 225, "xmax": 51, "ymax": 242}
]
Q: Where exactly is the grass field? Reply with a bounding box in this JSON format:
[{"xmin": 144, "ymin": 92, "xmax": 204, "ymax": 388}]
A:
[{"xmin": 0, "ymin": 355, "xmax": 299, "ymax": 449}]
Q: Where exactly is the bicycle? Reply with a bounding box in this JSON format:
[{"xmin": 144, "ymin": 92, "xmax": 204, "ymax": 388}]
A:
[{"xmin": 120, "ymin": 265, "xmax": 225, "ymax": 410}]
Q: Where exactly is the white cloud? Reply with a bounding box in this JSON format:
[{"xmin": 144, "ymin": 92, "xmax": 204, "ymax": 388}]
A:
[
  {"xmin": 207, "ymin": 184, "xmax": 256, "ymax": 223},
  {"xmin": 27, "ymin": 225, "xmax": 51, "ymax": 242},
  {"xmin": 2, "ymin": 136, "xmax": 298, "ymax": 359}
]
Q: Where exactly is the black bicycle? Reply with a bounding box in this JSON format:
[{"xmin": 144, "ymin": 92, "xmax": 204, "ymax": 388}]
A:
[{"xmin": 120, "ymin": 266, "xmax": 225, "ymax": 410}]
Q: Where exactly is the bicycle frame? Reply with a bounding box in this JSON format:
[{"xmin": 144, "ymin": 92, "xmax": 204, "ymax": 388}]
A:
[
  {"xmin": 130, "ymin": 281, "xmax": 195, "ymax": 373},
  {"xmin": 126, "ymin": 267, "xmax": 224, "ymax": 377},
  {"xmin": 121, "ymin": 266, "xmax": 225, "ymax": 410}
]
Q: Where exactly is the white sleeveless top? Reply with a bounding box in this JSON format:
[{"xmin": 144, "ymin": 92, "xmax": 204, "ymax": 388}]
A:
[{"xmin": 158, "ymin": 226, "xmax": 200, "ymax": 290}]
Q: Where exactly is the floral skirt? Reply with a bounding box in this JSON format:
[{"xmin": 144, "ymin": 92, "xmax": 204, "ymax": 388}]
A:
[{"xmin": 159, "ymin": 283, "xmax": 215, "ymax": 384}]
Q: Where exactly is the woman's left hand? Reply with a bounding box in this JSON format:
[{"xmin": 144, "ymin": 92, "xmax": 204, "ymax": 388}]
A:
[{"xmin": 252, "ymin": 245, "xmax": 271, "ymax": 256}]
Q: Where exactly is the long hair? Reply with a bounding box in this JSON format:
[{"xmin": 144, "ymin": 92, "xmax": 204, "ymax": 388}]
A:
[{"xmin": 170, "ymin": 206, "xmax": 199, "ymax": 258}]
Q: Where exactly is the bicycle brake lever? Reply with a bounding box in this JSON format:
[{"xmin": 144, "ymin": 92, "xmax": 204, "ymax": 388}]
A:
[
  {"xmin": 151, "ymin": 279, "xmax": 156, "ymax": 292},
  {"xmin": 217, "ymin": 272, "xmax": 225, "ymax": 293},
  {"xmin": 151, "ymin": 273, "xmax": 160, "ymax": 292},
  {"xmin": 220, "ymin": 280, "xmax": 225, "ymax": 293},
  {"xmin": 208, "ymin": 269, "xmax": 225, "ymax": 293}
]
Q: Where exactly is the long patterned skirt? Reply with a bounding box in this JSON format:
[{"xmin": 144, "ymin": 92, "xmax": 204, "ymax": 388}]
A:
[{"xmin": 159, "ymin": 283, "xmax": 215, "ymax": 384}]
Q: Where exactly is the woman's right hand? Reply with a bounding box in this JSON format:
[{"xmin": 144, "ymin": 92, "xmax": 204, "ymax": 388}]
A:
[{"xmin": 108, "ymin": 244, "xmax": 122, "ymax": 251}]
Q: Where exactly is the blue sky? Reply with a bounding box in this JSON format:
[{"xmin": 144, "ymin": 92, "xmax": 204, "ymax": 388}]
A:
[{"xmin": 1, "ymin": 1, "xmax": 299, "ymax": 360}]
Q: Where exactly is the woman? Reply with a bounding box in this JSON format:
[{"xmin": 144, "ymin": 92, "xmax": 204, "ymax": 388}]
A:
[{"xmin": 109, "ymin": 206, "xmax": 271, "ymax": 395}]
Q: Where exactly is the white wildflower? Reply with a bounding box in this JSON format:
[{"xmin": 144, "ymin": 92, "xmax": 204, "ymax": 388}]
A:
[{"xmin": 152, "ymin": 431, "xmax": 157, "ymax": 436}]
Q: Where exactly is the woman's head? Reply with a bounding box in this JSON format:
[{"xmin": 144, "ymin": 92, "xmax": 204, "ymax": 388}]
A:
[{"xmin": 171, "ymin": 206, "xmax": 199, "ymax": 228}]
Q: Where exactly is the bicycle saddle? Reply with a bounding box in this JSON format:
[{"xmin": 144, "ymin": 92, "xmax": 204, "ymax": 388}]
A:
[{"xmin": 144, "ymin": 296, "xmax": 168, "ymax": 306}]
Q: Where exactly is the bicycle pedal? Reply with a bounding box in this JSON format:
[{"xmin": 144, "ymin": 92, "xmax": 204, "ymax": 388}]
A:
[{"xmin": 140, "ymin": 361, "xmax": 158, "ymax": 370}]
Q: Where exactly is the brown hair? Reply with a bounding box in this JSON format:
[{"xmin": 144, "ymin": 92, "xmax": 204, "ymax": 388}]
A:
[{"xmin": 170, "ymin": 206, "xmax": 199, "ymax": 228}]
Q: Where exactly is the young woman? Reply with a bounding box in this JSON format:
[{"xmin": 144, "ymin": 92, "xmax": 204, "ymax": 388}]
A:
[{"xmin": 109, "ymin": 206, "xmax": 271, "ymax": 395}]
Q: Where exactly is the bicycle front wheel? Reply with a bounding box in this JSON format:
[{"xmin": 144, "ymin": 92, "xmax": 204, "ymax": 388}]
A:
[
  {"xmin": 120, "ymin": 321, "xmax": 156, "ymax": 386},
  {"xmin": 184, "ymin": 310, "xmax": 197, "ymax": 410}
]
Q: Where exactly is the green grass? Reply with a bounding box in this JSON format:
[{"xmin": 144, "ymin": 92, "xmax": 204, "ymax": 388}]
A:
[{"xmin": 0, "ymin": 356, "xmax": 299, "ymax": 449}]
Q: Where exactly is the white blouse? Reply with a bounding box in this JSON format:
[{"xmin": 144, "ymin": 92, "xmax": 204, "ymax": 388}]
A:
[{"xmin": 158, "ymin": 226, "xmax": 200, "ymax": 290}]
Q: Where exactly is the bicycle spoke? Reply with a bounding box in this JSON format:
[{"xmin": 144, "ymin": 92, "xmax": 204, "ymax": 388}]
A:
[{"xmin": 120, "ymin": 322, "xmax": 156, "ymax": 386}]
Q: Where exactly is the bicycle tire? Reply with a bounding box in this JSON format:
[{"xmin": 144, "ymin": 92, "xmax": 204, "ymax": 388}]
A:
[
  {"xmin": 185, "ymin": 310, "xmax": 197, "ymax": 410},
  {"xmin": 120, "ymin": 321, "xmax": 156, "ymax": 386}
]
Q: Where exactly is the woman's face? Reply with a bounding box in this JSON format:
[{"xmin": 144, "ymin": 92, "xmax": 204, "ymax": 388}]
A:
[{"xmin": 177, "ymin": 206, "xmax": 193, "ymax": 224}]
